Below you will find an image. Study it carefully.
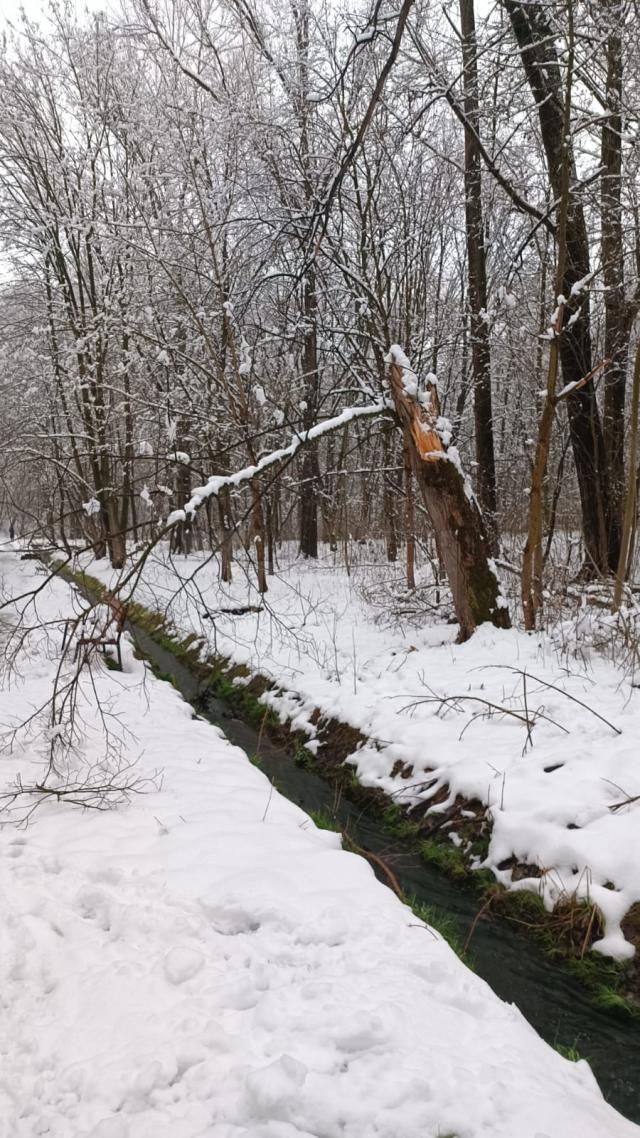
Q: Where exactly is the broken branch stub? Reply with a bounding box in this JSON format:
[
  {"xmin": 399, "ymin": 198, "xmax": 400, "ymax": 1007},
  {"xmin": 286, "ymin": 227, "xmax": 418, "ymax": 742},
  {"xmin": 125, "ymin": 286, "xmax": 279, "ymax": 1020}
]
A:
[{"xmin": 386, "ymin": 352, "xmax": 510, "ymax": 641}]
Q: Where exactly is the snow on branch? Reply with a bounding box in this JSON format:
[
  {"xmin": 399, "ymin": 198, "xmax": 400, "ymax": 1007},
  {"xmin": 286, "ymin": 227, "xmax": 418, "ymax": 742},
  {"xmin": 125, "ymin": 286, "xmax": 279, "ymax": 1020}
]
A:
[{"xmin": 166, "ymin": 401, "xmax": 389, "ymax": 525}]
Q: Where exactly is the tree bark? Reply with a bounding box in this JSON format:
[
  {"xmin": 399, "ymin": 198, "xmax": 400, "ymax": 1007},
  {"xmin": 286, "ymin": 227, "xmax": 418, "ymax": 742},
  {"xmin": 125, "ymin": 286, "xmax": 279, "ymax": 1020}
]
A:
[
  {"xmin": 218, "ymin": 486, "xmax": 233, "ymax": 583},
  {"xmin": 251, "ymin": 480, "xmax": 268, "ymax": 594},
  {"xmin": 383, "ymin": 430, "xmax": 398, "ymax": 561},
  {"xmin": 613, "ymin": 344, "xmax": 640, "ymax": 612},
  {"xmin": 601, "ymin": 1, "xmax": 627, "ymax": 537},
  {"xmin": 403, "ymin": 437, "xmax": 416, "ymax": 590},
  {"xmin": 299, "ymin": 268, "xmax": 320, "ymax": 558},
  {"xmin": 459, "ymin": 0, "xmax": 498, "ymax": 550}
]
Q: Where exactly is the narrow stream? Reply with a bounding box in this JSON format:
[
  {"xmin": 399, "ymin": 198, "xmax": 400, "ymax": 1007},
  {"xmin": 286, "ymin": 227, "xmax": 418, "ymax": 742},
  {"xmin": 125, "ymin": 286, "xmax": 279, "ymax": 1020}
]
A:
[{"xmin": 130, "ymin": 623, "xmax": 640, "ymax": 1123}]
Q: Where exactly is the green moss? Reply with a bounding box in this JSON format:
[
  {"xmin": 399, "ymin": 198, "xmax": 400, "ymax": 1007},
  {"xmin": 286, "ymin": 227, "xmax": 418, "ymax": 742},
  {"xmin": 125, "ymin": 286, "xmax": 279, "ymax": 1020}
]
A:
[
  {"xmin": 488, "ymin": 888, "xmax": 639, "ymax": 1014},
  {"xmin": 144, "ymin": 659, "xmax": 180, "ymax": 690},
  {"xmin": 201, "ymin": 664, "xmax": 280, "ymax": 733},
  {"xmin": 564, "ymin": 950, "xmax": 623, "ymax": 990},
  {"xmin": 492, "ymin": 886, "xmax": 547, "ymax": 922},
  {"xmin": 405, "ymin": 894, "xmax": 468, "ymax": 961},
  {"xmin": 292, "ymin": 739, "xmax": 316, "ymax": 767},
  {"xmin": 472, "ymin": 867, "xmax": 496, "ymax": 892},
  {"xmin": 419, "ymin": 838, "xmax": 469, "ymax": 879},
  {"xmin": 382, "ymin": 803, "xmax": 422, "ymax": 841},
  {"xmin": 594, "ymin": 986, "xmax": 640, "ymax": 1018},
  {"xmin": 332, "ymin": 765, "xmax": 361, "ymax": 792},
  {"xmin": 554, "ymin": 1042, "xmax": 586, "ymax": 1063},
  {"xmin": 308, "ymin": 808, "xmax": 342, "ymax": 832}
]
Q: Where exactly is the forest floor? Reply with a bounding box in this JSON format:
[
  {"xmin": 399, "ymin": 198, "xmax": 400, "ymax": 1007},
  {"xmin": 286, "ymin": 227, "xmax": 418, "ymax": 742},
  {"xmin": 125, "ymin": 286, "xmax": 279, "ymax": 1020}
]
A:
[
  {"xmin": 81, "ymin": 542, "xmax": 640, "ymax": 967},
  {"xmin": 1, "ymin": 551, "xmax": 639, "ymax": 1138}
]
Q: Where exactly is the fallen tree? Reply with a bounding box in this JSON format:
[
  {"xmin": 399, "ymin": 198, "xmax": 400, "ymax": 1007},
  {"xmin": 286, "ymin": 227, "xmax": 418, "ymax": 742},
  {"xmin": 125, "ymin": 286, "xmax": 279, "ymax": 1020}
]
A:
[
  {"xmin": 42, "ymin": 350, "xmax": 510, "ymax": 644},
  {"xmin": 385, "ymin": 347, "xmax": 510, "ymax": 641}
]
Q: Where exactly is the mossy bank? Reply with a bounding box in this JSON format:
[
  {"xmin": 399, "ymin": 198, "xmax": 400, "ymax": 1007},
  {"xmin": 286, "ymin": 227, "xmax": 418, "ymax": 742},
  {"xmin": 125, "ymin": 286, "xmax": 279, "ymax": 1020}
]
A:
[{"xmin": 58, "ymin": 562, "xmax": 640, "ymax": 1016}]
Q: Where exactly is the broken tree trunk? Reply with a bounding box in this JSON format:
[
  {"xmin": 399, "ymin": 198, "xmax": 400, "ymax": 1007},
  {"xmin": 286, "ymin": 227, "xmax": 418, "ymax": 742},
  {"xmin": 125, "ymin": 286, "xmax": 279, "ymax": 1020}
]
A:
[{"xmin": 387, "ymin": 349, "xmax": 510, "ymax": 641}]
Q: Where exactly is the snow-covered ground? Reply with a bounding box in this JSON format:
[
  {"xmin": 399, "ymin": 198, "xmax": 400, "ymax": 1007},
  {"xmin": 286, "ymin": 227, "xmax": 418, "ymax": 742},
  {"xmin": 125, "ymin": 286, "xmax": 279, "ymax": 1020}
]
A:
[
  {"xmin": 83, "ymin": 543, "xmax": 640, "ymax": 961},
  {"xmin": 1, "ymin": 554, "xmax": 639, "ymax": 1137}
]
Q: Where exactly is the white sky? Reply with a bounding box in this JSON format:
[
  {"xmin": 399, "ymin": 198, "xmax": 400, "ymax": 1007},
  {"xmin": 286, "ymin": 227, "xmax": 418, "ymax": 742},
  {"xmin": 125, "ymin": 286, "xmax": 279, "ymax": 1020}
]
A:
[
  {"xmin": 1, "ymin": 0, "xmax": 109, "ymax": 28},
  {"xmin": 1, "ymin": 0, "xmax": 494, "ymax": 29}
]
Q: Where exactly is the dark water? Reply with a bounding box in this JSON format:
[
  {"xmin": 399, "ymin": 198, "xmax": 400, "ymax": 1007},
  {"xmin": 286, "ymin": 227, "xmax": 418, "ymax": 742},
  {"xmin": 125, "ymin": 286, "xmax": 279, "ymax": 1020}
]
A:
[{"xmin": 126, "ymin": 624, "xmax": 640, "ymax": 1123}]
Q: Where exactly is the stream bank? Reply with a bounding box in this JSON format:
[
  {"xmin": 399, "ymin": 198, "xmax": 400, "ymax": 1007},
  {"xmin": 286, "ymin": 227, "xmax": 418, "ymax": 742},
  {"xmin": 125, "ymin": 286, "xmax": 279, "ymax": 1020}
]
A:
[{"xmin": 58, "ymin": 564, "xmax": 640, "ymax": 1122}]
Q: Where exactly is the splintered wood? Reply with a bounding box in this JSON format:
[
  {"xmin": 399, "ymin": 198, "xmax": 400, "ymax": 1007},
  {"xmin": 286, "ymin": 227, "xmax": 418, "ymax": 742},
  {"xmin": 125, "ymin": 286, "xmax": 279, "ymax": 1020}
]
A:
[{"xmin": 387, "ymin": 362, "xmax": 445, "ymax": 462}]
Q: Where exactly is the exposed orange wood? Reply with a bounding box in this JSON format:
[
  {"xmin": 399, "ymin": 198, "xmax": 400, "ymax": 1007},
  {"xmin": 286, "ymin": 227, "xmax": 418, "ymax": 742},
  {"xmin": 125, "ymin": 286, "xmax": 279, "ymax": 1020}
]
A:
[{"xmin": 388, "ymin": 362, "xmax": 446, "ymax": 461}]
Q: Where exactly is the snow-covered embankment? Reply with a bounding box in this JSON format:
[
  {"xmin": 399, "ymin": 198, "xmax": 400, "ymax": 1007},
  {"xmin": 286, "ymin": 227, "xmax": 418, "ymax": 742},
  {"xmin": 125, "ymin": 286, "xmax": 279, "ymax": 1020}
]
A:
[{"xmin": 0, "ymin": 556, "xmax": 637, "ymax": 1138}]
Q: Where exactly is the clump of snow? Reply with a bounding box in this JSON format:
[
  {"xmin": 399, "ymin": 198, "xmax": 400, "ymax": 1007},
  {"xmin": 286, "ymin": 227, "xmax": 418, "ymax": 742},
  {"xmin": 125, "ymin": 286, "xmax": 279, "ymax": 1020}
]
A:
[
  {"xmin": 238, "ymin": 336, "xmax": 252, "ymax": 377},
  {"xmin": 571, "ymin": 272, "xmax": 594, "ymax": 297},
  {"xmin": 163, "ymin": 946, "xmax": 205, "ymax": 985},
  {"xmin": 498, "ymin": 285, "xmax": 517, "ymax": 310},
  {"xmin": 385, "ymin": 343, "xmax": 420, "ymax": 398}
]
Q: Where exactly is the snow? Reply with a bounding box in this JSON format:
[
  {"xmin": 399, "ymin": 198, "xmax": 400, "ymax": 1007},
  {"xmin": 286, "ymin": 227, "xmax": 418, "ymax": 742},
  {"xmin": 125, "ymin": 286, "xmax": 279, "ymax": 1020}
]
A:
[
  {"xmin": 1, "ymin": 554, "xmax": 639, "ymax": 1137},
  {"xmin": 166, "ymin": 402, "xmax": 387, "ymax": 527},
  {"xmin": 163, "ymin": 946, "xmax": 205, "ymax": 985},
  {"xmin": 556, "ymin": 380, "xmax": 579, "ymax": 399},
  {"xmin": 238, "ymin": 337, "xmax": 252, "ymax": 377},
  {"xmin": 87, "ymin": 546, "xmax": 640, "ymax": 963},
  {"xmin": 498, "ymin": 287, "xmax": 517, "ymax": 311},
  {"xmin": 570, "ymin": 273, "xmax": 594, "ymax": 297},
  {"xmin": 385, "ymin": 343, "xmax": 419, "ymax": 397}
]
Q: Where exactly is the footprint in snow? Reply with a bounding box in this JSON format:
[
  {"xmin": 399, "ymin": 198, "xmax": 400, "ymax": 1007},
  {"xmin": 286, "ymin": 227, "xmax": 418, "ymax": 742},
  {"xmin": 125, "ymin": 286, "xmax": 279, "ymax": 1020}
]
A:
[
  {"xmin": 199, "ymin": 899, "xmax": 261, "ymax": 936},
  {"xmin": 73, "ymin": 886, "xmax": 113, "ymax": 932},
  {"xmin": 6, "ymin": 837, "xmax": 27, "ymax": 859}
]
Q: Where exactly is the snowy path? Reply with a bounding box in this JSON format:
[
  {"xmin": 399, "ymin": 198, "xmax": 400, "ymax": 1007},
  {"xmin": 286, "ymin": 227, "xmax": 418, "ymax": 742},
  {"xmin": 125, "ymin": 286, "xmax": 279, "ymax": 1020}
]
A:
[{"xmin": 0, "ymin": 557, "xmax": 638, "ymax": 1138}]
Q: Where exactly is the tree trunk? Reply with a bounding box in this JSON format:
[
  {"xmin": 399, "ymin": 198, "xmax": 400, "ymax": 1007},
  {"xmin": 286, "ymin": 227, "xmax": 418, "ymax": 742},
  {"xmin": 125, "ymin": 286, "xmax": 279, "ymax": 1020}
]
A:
[
  {"xmin": 459, "ymin": 0, "xmax": 498, "ymax": 549},
  {"xmin": 522, "ymin": 352, "xmax": 559, "ymax": 630},
  {"xmin": 613, "ymin": 344, "xmax": 640, "ymax": 612},
  {"xmin": 403, "ymin": 437, "xmax": 416, "ymax": 590},
  {"xmin": 102, "ymin": 495, "xmax": 126, "ymax": 570},
  {"xmin": 299, "ymin": 268, "xmax": 320, "ymax": 558},
  {"xmin": 383, "ymin": 431, "xmax": 398, "ymax": 561},
  {"xmin": 171, "ymin": 429, "xmax": 193, "ymax": 556},
  {"xmin": 218, "ymin": 486, "xmax": 233, "ymax": 583},
  {"xmin": 295, "ymin": 5, "xmax": 320, "ymax": 559},
  {"xmin": 504, "ymin": 0, "xmax": 618, "ymax": 574},
  {"xmin": 387, "ymin": 354, "xmax": 509, "ymax": 640},
  {"xmin": 601, "ymin": 2, "xmax": 628, "ymax": 539},
  {"xmin": 299, "ymin": 444, "xmax": 319, "ymax": 558},
  {"xmin": 251, "ymin": 481, "xmax": 268, "ymax": 594}
]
